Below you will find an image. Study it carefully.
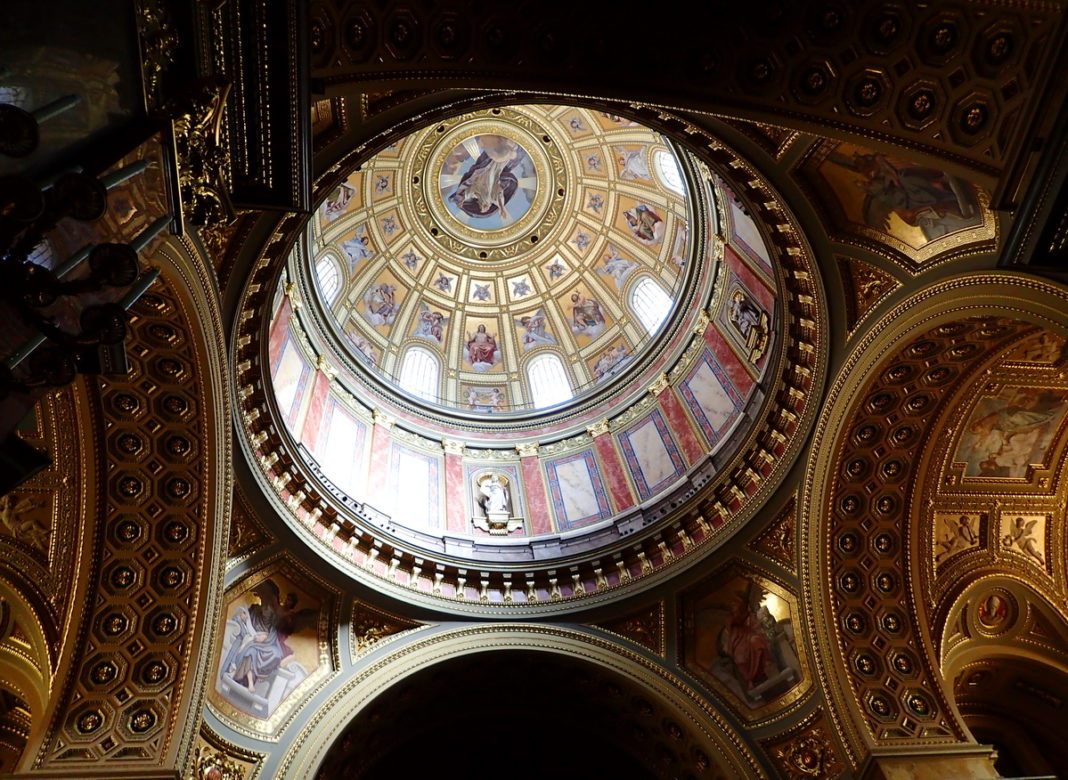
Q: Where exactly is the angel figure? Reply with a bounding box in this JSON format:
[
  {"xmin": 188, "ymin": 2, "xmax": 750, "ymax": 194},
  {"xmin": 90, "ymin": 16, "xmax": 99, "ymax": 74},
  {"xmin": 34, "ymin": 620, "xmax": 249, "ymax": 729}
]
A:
[
  {"xmin": 413, "ymin": 303, "xmax": 449, "ymax": 344},
  {"xmin": 515, "ymin": 309, "xmax": 556, "ymax": 349},
  {"xmin": 935, "ymin": 515, "xmax": 978, "ymax": 562},
  {"xmin": 597, "ymin": 247, "xmax": 638, "ymax": 290},
  {"xmin": 1003, "ymin": 516, "xmax": 1044, "ymax": 565},
  {"xmin": 615, "ymin": 146, "xmax": 651, "ymax": 180}
]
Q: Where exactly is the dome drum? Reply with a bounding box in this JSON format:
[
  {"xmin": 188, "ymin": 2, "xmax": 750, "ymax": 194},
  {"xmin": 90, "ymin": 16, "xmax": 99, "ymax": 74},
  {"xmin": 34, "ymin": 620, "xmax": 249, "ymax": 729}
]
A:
[{"xmin": 237, "ymin": 101, "xmax": 824, "ymax": 614}]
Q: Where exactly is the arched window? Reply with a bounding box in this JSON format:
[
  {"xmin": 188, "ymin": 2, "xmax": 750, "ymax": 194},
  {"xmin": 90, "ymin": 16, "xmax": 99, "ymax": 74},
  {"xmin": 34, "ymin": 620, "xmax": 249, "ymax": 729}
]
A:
[
  {"xmin": 653, "ymin": 148, "xmax": 685, "ymax": 196},
  {"xmin": 629, "ymin": 276, "xmax": 673, "ymax": 335},
  {"xmin": 315, "ymin": 255, "xmax": 342, "ymax": 305},
  {"xmin": 527, "ymin": 353, "xmax": 572, "ymax": 409},
  {"xmin": 398, "ymin": 347, "xmax": 440, "ymax": 403}
]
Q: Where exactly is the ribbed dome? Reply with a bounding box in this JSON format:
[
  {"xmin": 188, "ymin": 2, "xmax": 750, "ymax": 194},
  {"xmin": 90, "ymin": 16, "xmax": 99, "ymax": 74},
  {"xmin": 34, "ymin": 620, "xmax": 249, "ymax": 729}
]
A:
[{"xmin": 307, "ymin": 105, "xmax": 694, "ymax": 414}]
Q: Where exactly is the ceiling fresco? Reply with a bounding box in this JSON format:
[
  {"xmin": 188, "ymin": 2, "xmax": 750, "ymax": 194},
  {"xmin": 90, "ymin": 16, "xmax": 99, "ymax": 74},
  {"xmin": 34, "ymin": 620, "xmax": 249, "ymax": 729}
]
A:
[
  {"xmin": 797, "ymin": 139, "xmax": 997, "ymax": 267},
  {"xmin": 307, "ymin": 105, "xmax": 696, "ymax": 414},
  {"xmin": 257, "ymin": 103, "xmax": 800, "ymax": 582},
  {"xmin": 918, "ymin": 328, "xmax": 1068, "ymax": 632}
]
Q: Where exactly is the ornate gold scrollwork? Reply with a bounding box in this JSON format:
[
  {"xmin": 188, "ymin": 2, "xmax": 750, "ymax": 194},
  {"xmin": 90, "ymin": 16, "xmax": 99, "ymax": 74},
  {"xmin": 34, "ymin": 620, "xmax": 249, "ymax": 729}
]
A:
[
  {"xmin": 164, "ymin": 77, "xmax": 235, "ymax": 227},
  {"xmin": 134, "ymin": 0, "xmax": 179, "ymax": 111}
]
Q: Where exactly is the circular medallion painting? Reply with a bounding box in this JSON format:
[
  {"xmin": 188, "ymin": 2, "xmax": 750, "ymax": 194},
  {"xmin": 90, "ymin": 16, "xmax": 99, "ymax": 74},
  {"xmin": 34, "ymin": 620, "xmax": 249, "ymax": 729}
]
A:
[{"xmin": 439, "ymin": 134, "xmax": 537, "ymax": 231}]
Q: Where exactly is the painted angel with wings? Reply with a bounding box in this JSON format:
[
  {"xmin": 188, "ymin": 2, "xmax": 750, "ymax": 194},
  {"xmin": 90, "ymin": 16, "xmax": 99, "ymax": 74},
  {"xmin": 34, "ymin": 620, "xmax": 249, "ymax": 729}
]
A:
[{"xmin": 514, "ymin": 308, "xmax": 556, "ymax": 349}]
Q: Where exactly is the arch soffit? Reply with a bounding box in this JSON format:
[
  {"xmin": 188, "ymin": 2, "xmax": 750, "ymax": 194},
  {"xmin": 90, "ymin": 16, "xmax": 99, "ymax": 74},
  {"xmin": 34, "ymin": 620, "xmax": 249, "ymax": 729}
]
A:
[
  {"xmin": 277, "ymin": 624, "xmax": 767, "ymax": 779},
  {"xmin": 26, "ymin": 234, "xmax": 233, "ymax": 772},
  {"xmin": 0, "ymin": 577, "xmax": 51, "ymax": 725},
  {"xmin": 800, "ymin": 272, "xmax": 1068, "ymax": 762}
]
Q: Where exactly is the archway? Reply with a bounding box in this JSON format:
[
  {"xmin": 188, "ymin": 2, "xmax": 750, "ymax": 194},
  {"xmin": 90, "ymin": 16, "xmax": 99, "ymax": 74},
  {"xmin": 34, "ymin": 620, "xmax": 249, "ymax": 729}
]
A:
[
  {"xmin": 801, "ymin": 272, "xmax": 1068, "ymax": 768},
  {"xmin": 278, "ymin": 625, "xmax": 766, "ymax": 779}
]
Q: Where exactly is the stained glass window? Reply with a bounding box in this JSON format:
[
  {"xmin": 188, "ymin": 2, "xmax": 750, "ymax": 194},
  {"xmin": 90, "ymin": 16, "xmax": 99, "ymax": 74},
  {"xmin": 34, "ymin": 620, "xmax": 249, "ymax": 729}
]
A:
[
  {"xmin": 315, "ymin": 255, "xmax": 342, "ymax": 305},
  {"xmin": 654, "ymin": 148, "xmax": 685, "ymax": 195}
]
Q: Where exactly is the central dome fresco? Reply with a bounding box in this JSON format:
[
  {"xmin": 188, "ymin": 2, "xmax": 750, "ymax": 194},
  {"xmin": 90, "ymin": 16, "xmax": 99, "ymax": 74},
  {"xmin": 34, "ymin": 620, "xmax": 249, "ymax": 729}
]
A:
[
  {"xmin": 258, "ymin": 102, "xmax": 792, "ymax": 610},
  {"xmin": 304, "ymin": 105, "xmax": 700, "ymax": 417}
]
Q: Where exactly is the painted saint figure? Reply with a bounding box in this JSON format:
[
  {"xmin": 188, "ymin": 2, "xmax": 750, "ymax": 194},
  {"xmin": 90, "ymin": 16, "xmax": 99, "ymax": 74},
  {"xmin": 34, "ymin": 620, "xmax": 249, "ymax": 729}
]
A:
[
  {"xmin": 340, "ymin": 225, "xmax": 375, "ymax": 272},
  {"xmin": 413, "ymin": 303, "xmax": 449, "ymax": 344},
  {"xmin": 623, "ymin": 204, "xmax": 664, "ymax": 246},
  {"xmin": 217, "ymin": 579, "xmax": 317, "ymax": 718},
  {"xmin": 694, "ymin": 579, "xmax": 802, "ymax": 708},
  {"xmin": 570, "ymin": 291, "xmax": 606, "ymax": 338},
  {"xmin": 322, "ymin": 182, "xmax": 355, "ymax": 222},
  {"xmin": 615, "ymin": 146, "xmax": 651, "ymax": 180},
  {"xmin": 826, "ymin": 150, "xmax": 979, "ymax": 239},
  {"xmin": 958, "ymin": 388, "xmax": 1068, "ymax": 477},
  {"xmin": 363, "ymin": 282, "xmax": 398, "ymax": 327},
  {"xmin": 465, "ymin": 324, "xmax": 501, "ymax": 370}
]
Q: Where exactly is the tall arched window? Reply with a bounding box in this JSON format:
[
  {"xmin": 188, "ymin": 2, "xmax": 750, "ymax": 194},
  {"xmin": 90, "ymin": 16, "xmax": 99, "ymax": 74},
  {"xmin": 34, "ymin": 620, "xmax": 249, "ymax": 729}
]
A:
[
  {"xmin": 527, "ymin": 353, "xmax": 572, "ymax": 409},
  {"xmin": 315, "ymin": 255, "xmax": 342, "ymax": 305},
  {"xmin": 398, "ymin": 347, "xmax": 440, "ymax": 403},
  {"xmin": 653, "ymin": 148, "xmax": 685, "ymax": 196},
  {"xmin": 629, "ymin": 276, "xmax": 673, "ymax": 335}
]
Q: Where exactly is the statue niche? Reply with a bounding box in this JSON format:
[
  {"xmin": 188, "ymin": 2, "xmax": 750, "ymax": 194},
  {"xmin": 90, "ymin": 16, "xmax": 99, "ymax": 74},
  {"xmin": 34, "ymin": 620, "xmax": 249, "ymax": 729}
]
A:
[{"xmin": 472, "ymin": 472, "xmax": 523, "ymax": 535}]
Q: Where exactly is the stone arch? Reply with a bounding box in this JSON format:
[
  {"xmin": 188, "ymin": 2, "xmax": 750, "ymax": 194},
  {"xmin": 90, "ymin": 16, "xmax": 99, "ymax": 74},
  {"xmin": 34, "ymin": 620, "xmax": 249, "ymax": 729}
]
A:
[
  {"xmin": 0, "ymin": 577, "xmax": 52, "ymax": 764},
  {"xmin": 800, "ymin": 272, "xmax": 1068, "ymax": 765},
  {"xmin": 277, "ymin": 624, "xmax": 767, "ymax": 779}
]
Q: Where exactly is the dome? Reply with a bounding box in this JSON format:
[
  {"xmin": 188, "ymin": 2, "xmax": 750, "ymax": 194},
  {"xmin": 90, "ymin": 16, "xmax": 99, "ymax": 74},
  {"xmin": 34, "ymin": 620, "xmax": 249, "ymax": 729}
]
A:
[
  {"xmin": 258, "ymin": 102, "xmax": 794, "ymax": 610},
  {"xmin": 304, "ymin": 105, "xmax": 702, "ymax": 418}
]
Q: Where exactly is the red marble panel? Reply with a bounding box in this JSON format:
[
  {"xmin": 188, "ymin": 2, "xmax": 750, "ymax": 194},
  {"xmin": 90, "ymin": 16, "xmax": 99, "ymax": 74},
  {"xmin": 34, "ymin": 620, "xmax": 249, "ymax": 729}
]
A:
[
  {"xmin": 704, "ymin": 324, "xmax": 754, "ymax": 394},
  {"xmin": 367, "ymin": 423, "xmax": 392, "ymax": 506},
  {"xmin": 300, "ymin": 371, "xmax": 331, "ymax": 451},
  {"xmin": 593, "ymin": 434, "xmax": 636, "ymax": 512},
  {"xmin": 444, "ymin": 452, "xmax": 467, "ymax": 533},
  {"xmin": 268, "ymin": 296, "xmax": 293, "ymax": 371},
  {"xmin": 520, "ymin": 456, "xmax": 553, "ymax": 535},
  {"xmin": 724, "ymin": 244, "xmax": 775, "ymax": 307},
  {"xmin": 658, "ymin": 389, "xmax": 706, "ymax": 465}
]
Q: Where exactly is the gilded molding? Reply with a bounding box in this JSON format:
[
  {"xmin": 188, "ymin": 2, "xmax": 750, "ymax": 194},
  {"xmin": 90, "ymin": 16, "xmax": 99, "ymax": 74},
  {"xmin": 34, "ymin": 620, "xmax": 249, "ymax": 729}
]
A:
[
  {"xmin": 799, "ymin": 273, "xmax": 1068, "ymax": 762},
  {"xmin": 277, "ymin": 624, "xmax": 767, "ymax": 779}
]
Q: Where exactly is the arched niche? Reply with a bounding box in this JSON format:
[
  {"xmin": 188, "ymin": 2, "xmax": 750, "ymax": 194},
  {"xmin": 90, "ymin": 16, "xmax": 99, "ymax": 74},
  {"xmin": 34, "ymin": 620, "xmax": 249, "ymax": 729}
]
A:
[
  {"xmin": 949, "ymin": 652, "xmax": 1068, "ymax": 778},
  {"xmin": 800, "ymin": 272, "xmax": 1068, "ymax": 763},
  {"xmin": 277, "ymin": 625, "xmax": 766, "ymax": 779}
]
